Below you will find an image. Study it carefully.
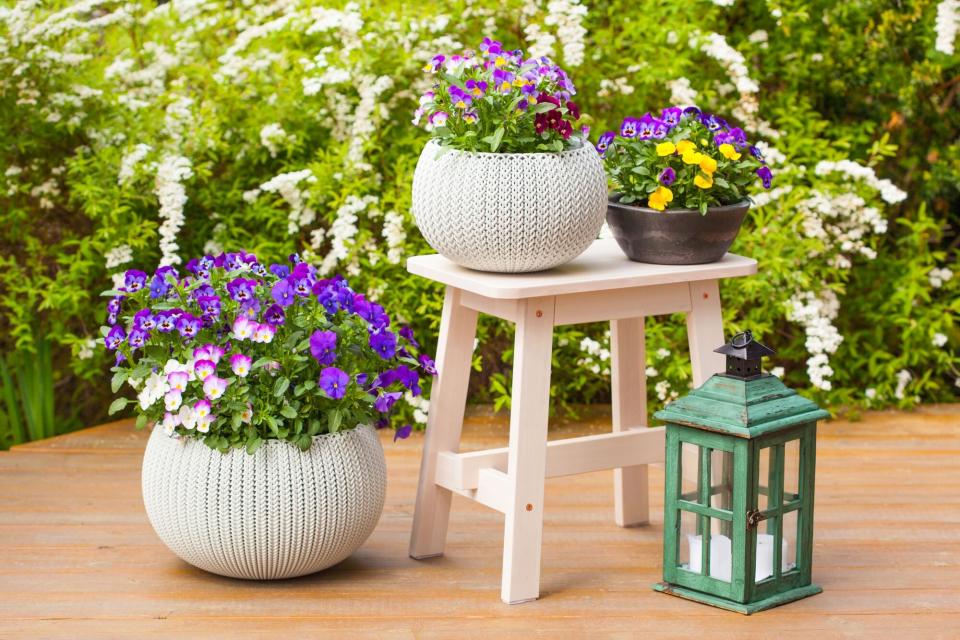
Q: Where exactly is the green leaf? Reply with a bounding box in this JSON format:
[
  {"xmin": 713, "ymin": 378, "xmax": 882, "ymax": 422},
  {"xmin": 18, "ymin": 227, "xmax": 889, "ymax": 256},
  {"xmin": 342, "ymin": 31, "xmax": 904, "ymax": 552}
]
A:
[
  {"xmin": 252, "ymin": 357, "xmax": 273, "ymax": 370},
  {"xmin": 279, "ymin": 404, "xmax": 297, "ymax": 419},
  {"xmin": 273, "ymin": 376, "xmax": 290, "ymax": 398},
  {"xmin": 111, "ymin": 370, "xmax": 128, "ymax": 393},
  {"xmin": 531, "ymin": 102, "xmax": 557, "ymax": 114},
  {"xmin": 134, "ymin": 413, "xmax": 148, "ymax": 429},
  {"xmin": 487, "ymin": 126, "xmax": 505, "ymax": 152},
  {"xmin": 296, "ymin": 434, "xmax": 312, "ymax": 451},
  {"xmin": 327, "ymin": 409, "xmax": 343, "ymax": 433},
  {"xmin": 108, "ymin": 397, "xmax": 129, "ymax": 415},
  {"xmin": 246, "ymin": 437, "xmax": 263, "ymax": 455}
]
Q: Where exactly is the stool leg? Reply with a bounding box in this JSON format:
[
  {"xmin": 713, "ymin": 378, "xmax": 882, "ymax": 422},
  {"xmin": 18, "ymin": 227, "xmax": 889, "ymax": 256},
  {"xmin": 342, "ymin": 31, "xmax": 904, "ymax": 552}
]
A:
[
  {"xmin": 409, "ymin": 287, "xmax": 478, "ymax": 560},
  {"xmin": 686, "ymin": 279, "xmax": 726, "ymax": 386},
  {"xmin": 610, "ymin": 316, "xmax": 650, "ymax": 527},
  {"xmin": 501, "ymin": 297, "xmax": 555, "ymax": 604}
]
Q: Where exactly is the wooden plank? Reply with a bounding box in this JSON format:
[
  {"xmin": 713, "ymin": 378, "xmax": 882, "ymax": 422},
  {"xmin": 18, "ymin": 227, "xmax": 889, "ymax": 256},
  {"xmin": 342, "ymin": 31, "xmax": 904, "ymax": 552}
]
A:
[
  {"xmin": 554, "ymin": 283, "xmax": 690, "ymax": 325},
  {"xmin": 407, "ymin": 239, "xmax": 757, "ymax": 300},
  {"xmin": 0, "ymin": 404, "xmax": 957, "ymax": 637},
  {"xmin": 434, "ymin": 427, "xmax": 664, "ymax": 491}
]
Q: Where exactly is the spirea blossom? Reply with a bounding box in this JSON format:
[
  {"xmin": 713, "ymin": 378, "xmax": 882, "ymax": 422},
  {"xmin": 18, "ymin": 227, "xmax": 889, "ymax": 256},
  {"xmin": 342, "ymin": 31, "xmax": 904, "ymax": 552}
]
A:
[
  {"xmin": 154, "ymin": 154, "xmax": 193, "ymax": 266},
  {"xmin": 935, "ymin": 0, "xmax": 959, "ymax": 55},
  {"xmin": 814, "ymin": 160, "xmax": 907, "ymax": 205}
]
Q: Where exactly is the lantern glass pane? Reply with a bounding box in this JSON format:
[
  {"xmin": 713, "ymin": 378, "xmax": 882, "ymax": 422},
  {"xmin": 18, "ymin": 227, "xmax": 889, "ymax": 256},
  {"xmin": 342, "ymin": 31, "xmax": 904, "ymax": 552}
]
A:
[
  {"xmin": 680, "ymin": 441, "xmax": 701, "ymax": 504},
  {"xmin": 677, "ymin": 509, "xmax": 696, "ymax": 571},
  {"xmin": 709, "ymin": 449, "xmax": 734, "ymax": 515},
  {"xmin": 756, "ymin": 445, "xmax": 771, "ymax": 515},
  {"xmin": 784, "ymin": 439, "xmax": 801, "ymax": 504},
  {"xmin": 782, "ymin": 509, "xmax": 799, "ymax": 573}
]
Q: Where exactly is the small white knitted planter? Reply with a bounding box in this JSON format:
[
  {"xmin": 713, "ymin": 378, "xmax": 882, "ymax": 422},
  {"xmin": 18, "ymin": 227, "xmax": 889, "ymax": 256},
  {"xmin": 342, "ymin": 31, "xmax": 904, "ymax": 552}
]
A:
[
  {"xmin": 141, "ymin": 423, "xmax": 386, "ymax": 580},
  {"xmin": 412, "ymin": 140, "xmax": 608, "ymax": 273}
]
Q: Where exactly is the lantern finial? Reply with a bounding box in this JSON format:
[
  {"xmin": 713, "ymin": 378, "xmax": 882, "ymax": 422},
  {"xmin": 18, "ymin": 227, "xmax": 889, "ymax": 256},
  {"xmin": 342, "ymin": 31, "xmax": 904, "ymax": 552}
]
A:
[{"xmin": 714, "ymin": 330, "xmax": 775, "ymax": 379}]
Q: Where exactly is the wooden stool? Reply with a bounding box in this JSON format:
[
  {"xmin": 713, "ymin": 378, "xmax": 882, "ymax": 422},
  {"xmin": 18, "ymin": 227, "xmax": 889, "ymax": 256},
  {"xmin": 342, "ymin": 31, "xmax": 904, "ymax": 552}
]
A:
[{"xmin": 407, "ymin": 239, "xmax": 757, "ymax": 603}]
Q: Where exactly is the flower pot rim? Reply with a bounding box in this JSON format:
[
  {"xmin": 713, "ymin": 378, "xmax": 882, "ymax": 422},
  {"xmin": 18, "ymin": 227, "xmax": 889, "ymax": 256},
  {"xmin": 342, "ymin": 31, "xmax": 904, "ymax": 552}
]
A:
[
  {"xmin": 153, "ymin": 422, "xmax": 375, "ymax": 448},
  {"xmin": 608, "ymin": 193, "xmax": 752, "ymax": 215},
  {"xmin": 423, "ymin": 138, "xmax": 592, "ymax": 159}
]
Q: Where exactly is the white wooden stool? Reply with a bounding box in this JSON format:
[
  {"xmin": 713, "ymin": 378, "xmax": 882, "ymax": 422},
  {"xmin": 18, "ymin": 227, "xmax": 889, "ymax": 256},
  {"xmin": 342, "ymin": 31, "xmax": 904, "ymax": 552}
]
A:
[{"xmin": 407, "ymin": 238, "xmax": 757, "ymax": 604}]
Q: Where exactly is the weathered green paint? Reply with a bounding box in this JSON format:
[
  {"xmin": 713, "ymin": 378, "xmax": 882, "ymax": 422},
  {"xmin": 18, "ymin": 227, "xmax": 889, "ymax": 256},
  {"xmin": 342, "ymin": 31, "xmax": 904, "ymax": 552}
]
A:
[{"xmin": 655, "ymin": 371, "xmax": 826, "ymax": 613}]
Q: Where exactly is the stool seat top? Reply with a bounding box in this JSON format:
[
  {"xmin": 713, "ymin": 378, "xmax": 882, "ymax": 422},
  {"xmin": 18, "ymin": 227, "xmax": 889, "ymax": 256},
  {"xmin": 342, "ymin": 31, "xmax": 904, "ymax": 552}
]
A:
[{"xmin": 407, "ymin": 239, "xmax": 757, "ymax": 299}]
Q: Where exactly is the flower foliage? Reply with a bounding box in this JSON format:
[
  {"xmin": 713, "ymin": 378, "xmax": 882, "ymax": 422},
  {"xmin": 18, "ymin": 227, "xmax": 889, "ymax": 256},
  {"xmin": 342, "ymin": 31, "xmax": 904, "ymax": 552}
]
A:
[
  {"xmin": 599, "ymin": 107, "xmax": 770, "ymax": 213},
  {"xmin": 103, "ymin": 252, "xmax": 434, "ymax": 453},
  {"xmin": 413, "ymin": 37, "xmax": 587, "ymax": 153}
]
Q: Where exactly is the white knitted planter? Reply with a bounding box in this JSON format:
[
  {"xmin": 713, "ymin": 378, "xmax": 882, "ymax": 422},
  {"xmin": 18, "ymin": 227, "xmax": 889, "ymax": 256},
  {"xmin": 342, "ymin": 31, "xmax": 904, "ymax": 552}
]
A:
[
  {"xmin": 141, "ymin": 424, "xmax": 386, "ymax": 580},
  {"xmin": 412, "ymin": 140, "xmax": 608, "ymax": 273}
]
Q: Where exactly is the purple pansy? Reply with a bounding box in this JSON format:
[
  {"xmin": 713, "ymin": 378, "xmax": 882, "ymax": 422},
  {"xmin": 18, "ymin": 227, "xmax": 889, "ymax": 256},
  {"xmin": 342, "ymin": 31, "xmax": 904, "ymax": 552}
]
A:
[
  {"xmin": 465, "ymin": 79, "xmax": 488, "ymax": 98},
  {"xmin": 620, "ymin": 117, "xmax": 639, "ymax": 138},
  {"xmin": 226, "ymin": 278, "xmax": 256, "ymax": 303},
  {"xmin": 637, "ymin": 113, "xmax": 659, "ymax": 140},
  {"xmin": 399, "ymin": 325, "xmax": 419, "ymax": 348},
  {"xmin": 659, "ymin": 167, "xmax": 677, "ymax": 186},
  {"xmin": 133, "ymin": 308, "xmax": 155, "ymax": 331},
  {"xmin": 195, "ymin": 359, "xmax": 216, "ymax": 380},
  {"xmin": 419, "ymin": 354, "xmax": 438, "ymax": 376},
  {"xmin": 264, "ymin": 303, "xmax": 285, "ymax": 325},
  {"xmin": 448, "ymin": 86, "xmax": 472, "ymax": 110},
  {"xmin": 269, "ymin": 263, "xmax": 290, "ymax": 279},
  {"xmin": 238, "ymin": 298, "xmax": 261, "ymax": 319},
  {"xmin": 104, "ymin": 325, "xmax": 125, "ymax": 350},
  {"xmin": 749, "ymin": 145, "xmax": 764, "ymax": 161},
  {"xmin": 596, "ymin": 130, "xmax": 616, "ymax": 155},
  {"xmin": 197, "ymin": 295, "xmax": 221, "ymax": 319},
  {"xmin": 128, "ymin": 328, "xmax": 149, "ymax": 350},
  {"xmin": 176, "ymin": 314, "xmax": 201, "ymax": 339},
  {"xmin": 394, "ymin": 424, "xmax": 413, "ymax": 442},
  {"xmin": 756, "ymin": 166, "xmax": 773, "ymax": 189},
  {"xmin": 309, "ymin": 330, "xmax": 337, "ymax": 365},
  {"xmin": 369, "ymin": 328, "xmax": 397, "ymax": 360},
  {"xmin": 155, "ymin": 311, "xmax": 177, "ymax": 333},
  {"xmin": 202, "ymin": 375, "xmax": 228, "ymax": 400},
  {"xmin": 319, "ymin": 367, "xmax": 349, "ymax": 400},
  {"xmin": 271, "ymin": 279, "xmax": 296, "ymax": 307},
  {"xmin": 661, "ymin": 107, "xmax": 682, "ymax": 127},
  {"xmin": 393, "ymin": 364, "xmax": 421, "ymax": 395},
  {"xmin": 149, "ymin": 274, "xmax": 169, "ymax": 299},
  {"xmin": 374, "ymin": 391, "xmax": 402, "ymax": 413},
  {"xmin": 123, "ymin": 269, "xmax": 147, "ymax": 292},
  {"xmin": 728, "ymin": 127, "xmax": 747, "ymax": 147}
]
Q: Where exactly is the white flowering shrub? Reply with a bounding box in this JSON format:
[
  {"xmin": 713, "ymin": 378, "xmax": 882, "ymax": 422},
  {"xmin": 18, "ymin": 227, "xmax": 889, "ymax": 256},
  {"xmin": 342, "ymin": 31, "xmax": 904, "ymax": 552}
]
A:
[{"xmin": 0, "ymin": 0, "xmax": 957, "ymax": 441}]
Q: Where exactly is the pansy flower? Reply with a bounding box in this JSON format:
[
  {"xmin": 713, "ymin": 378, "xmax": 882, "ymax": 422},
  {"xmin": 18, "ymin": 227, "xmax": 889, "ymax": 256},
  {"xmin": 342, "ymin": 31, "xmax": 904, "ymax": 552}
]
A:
[
  {"xmin": 232, "ymin": 315, "xmax": 254, "ymax": 340},
  {"xmin": 149, "ymin": 274, "xmax": 169, "ymax": 299},
  {"xmin": 492, "ymin": 68, "xmax": 515, "ymax": 93},
  {"xmin": 128, "ymin": 328, "xmax": 149, "ymax": 350},
  {"xmin": 195, "ymin": 359, "xmax": 216, "ymax": 380},
  {"xmin": 659, "ymin": 167, "xmax": 677, "ymax": 186},
  {"xmin": 164, "ymin": 390, "xmax": 182, "ymax": 412},
  {"xmin": 749, "ymin": 145, "xmax": 764, "ymax": 161},
  {"xmin": 230, "ymin": 353, "xmax": 252, "ymax": 377},
  {"xmin": 596, "ymin": 131, "xmax": 616, "ymax": 156},
  {"xmin": 197, "ymin": 295, "xmax": 221, "ymax": 319},
  {"xmin": 202, "ymin": 376, "xmax": 228, "ymax": 400},
  {"xmin": 252, "ymin": 323, "xmax": 275, "ymax": 344},
  {"xmin": 269, "ymin": 263, "xmax": 290, "ymax": 279},
  {"xmin": 637, "ymin": 113, "xmax": 659, "ymax": 140},
  {"xmin": 176, "ymin": 314, "xmax": 201, "ymax": 339},
  {"xmin": 393, "ymin": 365, "xmax": 422, "ymax": 395},
  {"xmin": 196, "ymin": 413, "xmax": 214, "ymax": 433},
  {"xmin": 399, "ymin": 325, "xmax": 419, "ymax": 348},
  {"xmin": 448, "ymin": 86, "xmax": 472, "ymax": 110},
  {"xmin": 227, "ymin": 278, "xmax": 256, "ymax": 303},
  {"xmin": 264, "ymin": 303, "xmax": 285, "ymax": 325},
  {"xmin": 104, "ymin": 325, "xmax": 125, "ymax": 350},
  {"xmin": 167, "ymin": 371, "xmax": 189, "ymax": 392},
  {"xmin": 161, "ymin": 412, "xmax": 180, "ymax": 436},
  {"xmin": 479, "ymin": 37, "xmax": 502, "ymax": 55},
  {"xmin": 155, "ymin": 311, "xmax": 176, "ymax": 333},
  {"xmin": 463, "ymin": 110, "xmax": 479, "ymax": 124},
  {"xmin": 271, "ymin": 279, "xmax": 296, "ymax": 308},
  {"xmin": 756, "ymin": 166, "xmax": 773, "ymax": 189},
  {"xmin": 133, "ymin": 308, "xmax": 155, "ymax": 331},
  {"xmin": 419, "ymin": 354, "xmax": 437, "ymax": 376},
  {"xmin": 178, "ymin": 404, "xmax": 197, "ymax": 430},
  {"xmin": 394, "ymin": 424, "xmax": 413, "ymax": 442},
  {"xmin": 661, "ymin": 107, "xmax": 682, "ymax": 127},
  {"xmin": 465, "ymin": 79, "xmax": 488, "ymax": 98},
  {"xmin": 123, "ymin": 269, "xmax": 147, "ymax": 292},
  {"xmin": 240, "ymin": 404, "xmax": 254, "ymax": 424},
  {"xmin": 310, "ymin": 330, "xmax": 338, "ymax": 365},
  {"xmin": 194, "ymin": 399, "xmax": 212, "ymax": 418},
  {"xmin": 728, "ymin": 127, "xmax": 747, "ymax": 147},
  {"xmin": 374, "ymin": 391, "xmax": 402, "ymax": 413},
  {"xmin": 319, "ymin": 367, "xmax": 349, "ymax": 400},
  {"xmin": 423, "ymin": 54, "xmax": 445, "ymax": 73},
  {"xmin": 239, "ymin": 298, "xmax": 261, "ymax": 319},
  {"xmin": 369, "ymin": 328, "xmax": 398, "ymax": 360},
  {"xmin": 428, "ymin": 111, "xmax": 449, "ymax": 127},
  {"xmin": 620, "ymin": 117, "xmax": 639, "ymax": 138}
]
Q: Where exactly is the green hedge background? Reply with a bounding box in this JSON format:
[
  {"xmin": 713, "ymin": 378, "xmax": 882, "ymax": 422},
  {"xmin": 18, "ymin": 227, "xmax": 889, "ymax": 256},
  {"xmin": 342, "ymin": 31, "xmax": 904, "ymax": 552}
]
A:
[{"xmin": 1, "ymin": 0, "xmax": 957, "ymax": 446}]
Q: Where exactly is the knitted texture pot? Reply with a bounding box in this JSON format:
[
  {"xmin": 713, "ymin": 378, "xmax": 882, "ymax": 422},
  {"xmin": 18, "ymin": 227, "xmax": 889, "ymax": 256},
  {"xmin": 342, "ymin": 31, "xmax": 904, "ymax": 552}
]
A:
[
  {"xmin": 412, "ymin": 141, "xmax": 608, "ymax": 273},
  {"xmin": 141, "ymin": 423, "xmax": 386, "ymax": 580}
]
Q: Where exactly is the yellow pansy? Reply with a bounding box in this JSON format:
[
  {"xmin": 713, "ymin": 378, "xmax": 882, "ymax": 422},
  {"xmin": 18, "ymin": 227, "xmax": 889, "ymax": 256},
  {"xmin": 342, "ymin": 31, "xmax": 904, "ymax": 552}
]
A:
[
  {"xmin": 648, "ymin": 186, "xmax": 674, "ymax": 211},
  {"xmin": 676, "ymin": 140, "xmax": 696, "ymax": 155},
  {"xmin": 694, "ymin": 173, "xmax": 714, "ymax": 189},
  {"xmin": 699, "ymin": 156, "xmax": 718, "ymax": 174},
  {"xmin": 682, "ymin": 149, "xmax": 703, "ymax": 165},
  {"xmin": 656, "ymin": 141, "xmax": 676, "ymax": 156},
  {"xmin": 719, "ymin": 143, "xmax": 742, "ymax": 161},
  {"xmin": 494, "ymin": 55, "xmax": 507, "ymax": 67}
]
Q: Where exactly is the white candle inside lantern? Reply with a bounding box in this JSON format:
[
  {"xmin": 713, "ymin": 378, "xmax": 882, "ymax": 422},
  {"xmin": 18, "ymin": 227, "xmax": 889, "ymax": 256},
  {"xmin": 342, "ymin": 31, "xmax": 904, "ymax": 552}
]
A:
[{"xmin": 686, "ymin": 533, "xmax": 790, "ymax": 582}]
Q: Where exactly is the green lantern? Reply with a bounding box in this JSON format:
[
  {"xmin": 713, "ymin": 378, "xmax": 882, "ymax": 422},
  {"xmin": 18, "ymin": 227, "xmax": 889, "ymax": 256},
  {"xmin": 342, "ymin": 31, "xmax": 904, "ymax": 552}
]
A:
[{"xmin": 653, "ymin": 330, "xmax": 830, "ymax": 614}]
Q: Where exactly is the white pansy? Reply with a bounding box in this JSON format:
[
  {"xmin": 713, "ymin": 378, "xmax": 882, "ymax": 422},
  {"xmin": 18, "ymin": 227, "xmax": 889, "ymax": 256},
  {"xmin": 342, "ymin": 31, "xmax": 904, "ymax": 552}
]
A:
[
  {"xmin": 935, "ymin": 0, "xmax": 959, "ymax": 55},
  {"xmin": 137, "ymin": 371, "xmax": 169, "ymax": 410}
]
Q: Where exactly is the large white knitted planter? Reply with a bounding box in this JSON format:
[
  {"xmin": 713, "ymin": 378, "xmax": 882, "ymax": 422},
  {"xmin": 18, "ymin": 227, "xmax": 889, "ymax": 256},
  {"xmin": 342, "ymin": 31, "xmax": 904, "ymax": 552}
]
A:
[
  {"xmin": 412, "ymin": 140, "xmax": 608, "ymax": 273},
  {"xmin": 141, "ymin": 424, "xmax": 386, "ymax": 580}
]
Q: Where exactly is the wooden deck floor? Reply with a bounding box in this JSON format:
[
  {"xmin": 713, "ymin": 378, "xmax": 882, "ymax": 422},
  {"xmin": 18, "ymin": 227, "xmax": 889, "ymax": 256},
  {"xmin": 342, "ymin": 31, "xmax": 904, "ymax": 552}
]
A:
[{"xmin": 1, "ymin": 405, "xmax": 959, "ymax": 638}]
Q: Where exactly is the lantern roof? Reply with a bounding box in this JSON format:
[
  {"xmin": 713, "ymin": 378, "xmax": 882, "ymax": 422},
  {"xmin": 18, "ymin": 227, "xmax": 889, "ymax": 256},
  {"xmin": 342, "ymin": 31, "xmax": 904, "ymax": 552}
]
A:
[{"xmin": 654, "ymin": 373, "xmax": 830, "ymax": 438}]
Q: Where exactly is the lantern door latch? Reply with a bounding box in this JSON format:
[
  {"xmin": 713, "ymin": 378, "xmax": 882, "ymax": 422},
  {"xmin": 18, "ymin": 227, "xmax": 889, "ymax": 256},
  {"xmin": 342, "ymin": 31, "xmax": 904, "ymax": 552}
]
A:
[{"xmin": 746, "ymin": 509, "xmax": 769, "ymax": 530}]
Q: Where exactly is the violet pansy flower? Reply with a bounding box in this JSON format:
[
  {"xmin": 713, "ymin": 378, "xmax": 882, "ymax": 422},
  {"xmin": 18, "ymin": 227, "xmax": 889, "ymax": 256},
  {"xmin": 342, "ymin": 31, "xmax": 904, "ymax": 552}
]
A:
[
  {"xmin": 194, "ymin": 359, "xmax": 216, "ymax": 380},
  {"xmin": 202, "ymin": 375, "xmax": 228, "ymax": 400},
  {"xmin": 264, "ymin": 304, "xmax": 285, "ymax": 325},
  {"xmin": 104, "ymin": 325, "xmax": 125, "ymax": 350},
  {"xmin": 319, "ymin": 367, "xmax": 349, "ymax": 400},
  {"xmin": 230, "ymin": 353, "xmax": 252, "ymax": 377},
  {"xmin": 271, "ymin": 279, "xmax": 296, "ymax": 307},
  {"xmin": 252, "ymin": 323, "xmax": 275, "ymax": 344},
  {"xmin": 374, "ymin": 391, "xmax": 402, "ymax": 413},
  {"xmin": 369, "ymin": 328, "xmax": 398, "ymax": 360},
  {"xmin": 659, "ymin": 167, "xmax": 677, "ymax": 186},
  {"xmin": 309, "ymin": 330, "xmax": 337, "ymax": 365},
  {"xmin": 176, "ymin": 313, "xmax": 201, "ymax": 339},
  {"xmin": 123, "ymin": 269, "xmax": 147, "ymax": 292}
]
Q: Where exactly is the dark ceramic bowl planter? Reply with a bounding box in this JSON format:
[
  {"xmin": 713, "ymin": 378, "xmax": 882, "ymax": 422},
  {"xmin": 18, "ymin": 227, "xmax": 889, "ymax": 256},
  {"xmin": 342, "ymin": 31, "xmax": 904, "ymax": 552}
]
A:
[{"xmin": 606, "ymin": 195, "xmax": 750, "ymax": 265}]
